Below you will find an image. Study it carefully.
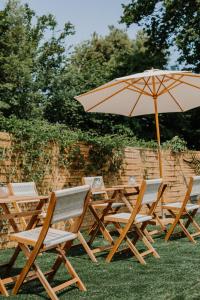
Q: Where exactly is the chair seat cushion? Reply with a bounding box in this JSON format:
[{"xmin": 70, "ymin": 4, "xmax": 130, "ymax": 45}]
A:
[
  {"xmin": 104, "ymin": 212, "xmax": 152, "ymax": 223},
  {"xmin": 162, "ymin": 202, "xmax": 200, "ymax": 211},
  {"xmin": 93, "ymin": 202, "xmax": 125, "ymax": 208},
  {"xmin": 10, "ymin": 227, "xmax": 77, "ymax": 248}
]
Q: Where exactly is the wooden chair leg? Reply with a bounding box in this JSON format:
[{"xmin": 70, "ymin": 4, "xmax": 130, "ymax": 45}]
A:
[
  {"xmin": 13, "ymin": 244, "xmax": 84, "ymax": 300},
  {"xmin": 88, "ymin": 204, "xmax": 111, "ymax": 236},
  {"xmin": 0, "ymin": 278, "xmax": 9, "ymax": 296},
  {"xmin": 48, "ymin": 241, "xmax": 73, "ymax": 282},
  {"xmin": 68, "ymin": 218, "xmax": 97, "ymax": 263},
  {"xmin": 57, "ymin": 247, "xmax": 86, "ymax": 291},
  {"xmin": 32, "ymin": 262, "xmax": 59, "ymax": 300},
  {"xmin": 144, "ymin": 228, "xmax": 154, "ymax": 243},
  {"xmin": 153, "ymin": 212, "xmax": 167, "ymax": 232},
  {"xmin": 88, "ymin": 206, "xmax": 114, "ymax": 245},
  {"xmin": 136, "ymin": 226, "xmax": 160, "ymax": 259},
  {"xmin": 165, "ymin": 212, "xmax": 181, "ymax": 241},
  {"xmin": 178, "ymin": 220, "xmax": 196, "ymax": 243},
  {"xmin": 106, "ymin": 223, "xmax": 131, "ymax": 263},
  {"xmin": 77, "ymin": 231, "xmax": 98, "ymax": 263},
  {"xmin": 185, "ymin": 209, "xmax": 200, "ymax": 233},
  {"xmin": 109, "ymin": 223, "xmax": 146, "ymax": 265},
  {"xmin": 5, "ymin": 246, "xmax": 21, "ymax": 270},
  {"xmin": 12, "ymin": 243, "xmax": 40, "ymax": 295},
  {"xmin": 125, "ymin": 236, "xmax": 146, "ymax": 265}
]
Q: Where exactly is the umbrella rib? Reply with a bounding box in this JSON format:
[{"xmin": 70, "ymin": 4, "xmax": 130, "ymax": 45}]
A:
[
  {"xmin": 156, "ymin": 77, "xmax": 184, "ymax": 112},
  {"xmin": 86, "ymin": 83, "xmax": 134, "ymax": 112},
  {"xmin": 128, "ymin": 77, "xmax": 151, "ymax": 117},
  {"xmin": 126, "ymin": 86, "xmax": 151, "ymax": 97},
  {"xmin": 143, "ymin": 77, "xmax": 153, "ymax": 95},
  {"xmin": 75, "ymin": 80, "xmax": 127, "ymax": 98},
  {"xmin": 124, "ymin": 79, "xmax": 152, "ymax": 96},
  {"xmin": 157, "ymin": 75, "xmax": 184, "ymax": 96},
  {"xmin": 181, "ymin": 73, "xmax": 200, "ymax": 78},
  {"xmin": 156, "ymin": 75, "xmax": 166, "ymax": 95},
  {"xmin": 79, "ymin": 77, "xmax": 144, "ymax": 99},
  {"xmin": 165, "ymin": 75, "xmax": 200, "ymax": 90}
]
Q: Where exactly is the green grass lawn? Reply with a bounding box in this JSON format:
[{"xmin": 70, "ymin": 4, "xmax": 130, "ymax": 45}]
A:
[{"xmin": 1, "ymin": 226, "xmax": 200, "ymax": 299}]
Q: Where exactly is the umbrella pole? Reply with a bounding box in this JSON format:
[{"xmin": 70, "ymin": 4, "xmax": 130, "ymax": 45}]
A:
[
  {"xmin": 153, "ymin": 95, "xmax": 165, "ymax": 219},
  {"xmin": 153, "ymin": 96, "xmax": 163, "ymax": 178}
]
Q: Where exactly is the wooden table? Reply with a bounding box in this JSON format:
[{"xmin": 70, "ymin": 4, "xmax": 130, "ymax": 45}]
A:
[
  {"xmin": 0, "ymin": 195, "xmax": 49, "ymax": 296},
  {"xmin": 92, "ymin": 184, "xmax": 139, "ymax": 212}
]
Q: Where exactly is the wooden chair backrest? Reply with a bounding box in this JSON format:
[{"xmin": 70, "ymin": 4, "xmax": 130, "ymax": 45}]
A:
[
  {"xmin": 129, "ymin": 179, "xmax": 163, "ymax": 223},
  {"xmin": 7, "ymin": 182, "xmax": 39, "ymax": 229},
  {"xmin": 181, "ymin": 176, "xmax": 200, "ymax": 209},
  {"xmin": 128, "ymin": 176, "xmax": 136, "ymax": 186},
  {"xmin": 0, "ymin": 185, "xmax": 9, "ymax": 198},
  {"xmin": 82, "ymin": 176, "xmax": 106, "ymax": 196},
  {"xmin": 190, "ymin": 176, "xmax": 200, "ymax": 201},
  {"xmin": 142, "ymin": 179, "xmax": 163, "ymax": 205},
  {"xmin": 8, "ymin": 182, "xmax": 38, "ymax": 197},
  {"xmin": 51, "ymin": 185, "xmax": 90, "ymax": 224},
  {"xmin": 33, "ymin": 185, "xmax": 90, "ymax": 252}
]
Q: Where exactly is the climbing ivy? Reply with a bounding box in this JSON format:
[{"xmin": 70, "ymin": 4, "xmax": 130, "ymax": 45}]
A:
[
  {"xmin": 0, "ymin": 117, "xmax": 189, "ymax": 185},
  {"xmin": 162, "ymin": 136, "xmax": 188, "ymax": 153}
]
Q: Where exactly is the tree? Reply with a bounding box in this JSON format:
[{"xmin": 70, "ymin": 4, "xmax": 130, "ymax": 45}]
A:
[
  {"xmin": 45, "ymin": 26, "xmax": 167, "ymax": 136},
  {"xmin": 0, "ymin": 0, "xmax": 74, "ymax": 119},
  {"xmin": 121, "ymin": 0, "xmax": 200, "ymax": 72},
  {"xmin": 120, "ymin": 0, "xmax": 200, "ymax": 149}
]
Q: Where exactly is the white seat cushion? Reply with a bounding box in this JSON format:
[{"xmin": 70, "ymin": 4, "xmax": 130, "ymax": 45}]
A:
[
  {"xmin": 104, "ymin": 212, "xmax": 152, "ymax": 223},
  {"xmin": 11, "ymin": 227, "xmax": 77, "ymax": 248},
  {"xmin": 163, "ymin": 202, "xmax": 200, "ymax": 211},
  {"xmin": 135, "ymin": 214, "xmax": 152, "ymax": 223}
]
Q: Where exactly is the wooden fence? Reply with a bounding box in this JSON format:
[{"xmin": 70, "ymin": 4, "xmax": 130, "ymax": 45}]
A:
[{"xmin": 0, "ymin": 132, "xmax": 199, "ymax": 248}]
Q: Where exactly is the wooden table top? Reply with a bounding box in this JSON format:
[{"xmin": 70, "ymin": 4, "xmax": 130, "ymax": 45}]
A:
[
  {"xmin": 0, "ymin": 195, "xmax": 49, "ymax": 204},
  {"xmin": 92, "ymin": 184, "xmax": 139, "ymax": 193},
  {"xmin": 111, "ymin": 184, "xmax": 139, "ymax": 189}
]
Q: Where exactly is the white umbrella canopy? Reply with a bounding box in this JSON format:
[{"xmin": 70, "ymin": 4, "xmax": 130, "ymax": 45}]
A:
[{"xmin": 75, "ymin": 69, "xmax": 200, "ymax": 177}]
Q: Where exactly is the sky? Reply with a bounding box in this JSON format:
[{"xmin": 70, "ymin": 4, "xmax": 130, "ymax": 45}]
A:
[
  {"xmin": 0, "ymin": 0, "xmax": 139, "ymax": 47},
  {"xmin": 0, "ymin": 0, "xmax": 178, "ymax": 66}
]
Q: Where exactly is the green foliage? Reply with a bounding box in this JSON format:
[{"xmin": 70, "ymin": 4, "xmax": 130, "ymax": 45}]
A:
[
  {"xmin": 0, "ymin": 117, "xmax": 163, "ymax": 182},
  {"xmin": 121, "ymin": 0, "xmax": 200, "ymax": 72},
  {"xmin": 44, "ymin": 27, "xmax": 166, "ymax": 136},
  {"xmin": 0, "ymin": 0, "xmax": 74, "ymax": 119},
  {"xmin": 120, "ymin": 0, "xmax": 200, "ymax": 149},
  {"xmin": 183, "ymin": 153, "xmax": 200, "ymax": 175},
  {"xmin": 84, "ymin": 135, "xmax": 125, "ymax": 174},
  {"xmin": 162, "ymin": 136, "xmax": 188, "ymax": 153}
]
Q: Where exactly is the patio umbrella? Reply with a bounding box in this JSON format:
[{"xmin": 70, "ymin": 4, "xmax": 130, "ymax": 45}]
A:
[{"xmin": 75, "ymin": 69, "xmax": 200, "ymax": 177}]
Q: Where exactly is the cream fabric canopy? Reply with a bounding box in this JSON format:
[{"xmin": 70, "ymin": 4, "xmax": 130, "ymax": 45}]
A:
[
  {"xmin": 74, "ymin": 69, "xmax": 200, "ymax": 116},
  {"xmin": 75, "ymin": 69, "xmax": 200, "ymax": 178}
]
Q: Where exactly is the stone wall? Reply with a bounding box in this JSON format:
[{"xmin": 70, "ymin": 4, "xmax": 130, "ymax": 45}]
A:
[{"xmin": 0, "ymin": 132, "xmax": 199, "ymax": 248}]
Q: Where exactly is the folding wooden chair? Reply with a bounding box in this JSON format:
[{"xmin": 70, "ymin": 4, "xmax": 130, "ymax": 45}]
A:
[
  {"xmin": 162, "ymin": 176, "xmax": 200, "ymax": 243},
  {"xmin": 8, "ymin": 182, "xmax": 98, "ymax": 263},
  {"xmin": 82, "ymin": 176, "xmax": 125, "ymax": 247},
  {"xmin": 8, "ymin": 182, "xmax": 40, "ymax": 229},
  {"xmin": 104, "ymin": 179, "xmax": 164, "ymax": 265},
  {"xmin": 9, "ymin": 185, "xmax": 90, "ymax": 300}
]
